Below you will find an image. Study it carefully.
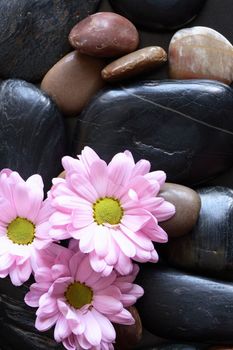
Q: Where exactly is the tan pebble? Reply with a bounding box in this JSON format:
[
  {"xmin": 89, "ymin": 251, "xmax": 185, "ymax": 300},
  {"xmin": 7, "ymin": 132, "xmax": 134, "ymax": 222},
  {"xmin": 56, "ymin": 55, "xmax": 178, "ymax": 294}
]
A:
[
  {"xmin": 159, "ymin": 183, "xmax": 201, "ymax": 238},
  {"xmin": 115, "ymin": 307, "xmax": 142, "ymax": 350},
  {"xmin": 101, "ymin": 46, "xmax": 167, "ymax": 82},
  {"xmin": 69, "ymin": 12, "xmax": 139, "ymax": 58},
  {"xmin": 57, "ymin": 171, "xmax": 65, "ymax": 179},
  {"xmin": 169, "ymin": 26, "xmax": 233, "ymax": 85},
  {"xmin": 41, "ymin": 51, "xmax": 106, "ymax": 116}
]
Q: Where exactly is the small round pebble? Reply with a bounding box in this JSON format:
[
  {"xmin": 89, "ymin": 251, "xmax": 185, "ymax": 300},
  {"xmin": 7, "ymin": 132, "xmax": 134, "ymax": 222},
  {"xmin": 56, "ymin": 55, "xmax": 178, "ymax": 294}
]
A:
[
  {"xmin": 69, "ymin": 12, "xmax": 139, "ymax": 58},
  {"xmin": 169, "ymin": 26, "xmax": 233, "ymax": 85},
  {"xmin": 115, "ymin": 307, "xmax": 142, "ymax": 350},
  {"xmin": 41, "ymin": 51, "xmax": 106, "ymax": 116},
  {"xmin": 101, "ymin": 46, "xmax": 167, "ymax": 82},
  {"xmin": 159, "ymin": 183, "xmax": 201, "ymax": 237}
]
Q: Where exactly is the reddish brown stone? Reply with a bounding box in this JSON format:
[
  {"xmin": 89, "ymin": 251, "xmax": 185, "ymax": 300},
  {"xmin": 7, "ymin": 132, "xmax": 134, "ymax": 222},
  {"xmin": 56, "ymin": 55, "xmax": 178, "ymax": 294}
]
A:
[
  {"xmin": 101, "ymin": 46, "xmax": 167, "ymax": 82},
  {"xmin": 69, "ymin": 12, "xmax": 139, "ymax": 58},
  {"xmin": 41, "ymin": 51, "xmax": 105, "ymax": 116},
  {"xmin": 159, "ymin": 183, "xmax": 201, "ymax": 237},
  {"xmin": 114, "ymin": 307, "xmax": 142, "ymax": 350}
]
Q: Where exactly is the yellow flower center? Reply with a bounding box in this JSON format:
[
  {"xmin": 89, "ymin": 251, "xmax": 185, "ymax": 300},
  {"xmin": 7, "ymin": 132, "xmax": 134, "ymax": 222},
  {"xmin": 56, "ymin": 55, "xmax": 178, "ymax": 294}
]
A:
[
  {"xmin": 7, "ymin": 217, "xmax": 35, "ymax": 245},
  {"xmin": 93, "ymin": 197, "xmax": 123, "ymax": 225},
  {"xmin": 65, "ymin": 282, "xmax": 93, "ymax": 309}
]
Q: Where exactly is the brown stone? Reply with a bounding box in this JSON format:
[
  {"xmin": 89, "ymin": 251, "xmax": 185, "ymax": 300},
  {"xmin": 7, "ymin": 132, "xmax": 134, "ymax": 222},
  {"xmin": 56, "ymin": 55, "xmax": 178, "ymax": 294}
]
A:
[
  {"xmin": 101, "ymin": 46, "xmax": 167, "ymax": 82},
  {"xmin": 114, "ymin": 307, "xmax": 142, "ymax": 350},
  {"xmin": 69, "ymin": 12, "xmax": 139, "ymax": 58},
  {"xmin": 159, "ymin": 183, "xmax": 201, "ymax": 238},
  {"xmin": 169, "ymin": 26, "xmax": 233, "ymax": 85},
  {"xmin": 41, "ymin": 51, "xmax": 106, "ymax": 116},
  {"xmin": 58, "ymin": 171, "xmax": 65, "ymax": 179}
]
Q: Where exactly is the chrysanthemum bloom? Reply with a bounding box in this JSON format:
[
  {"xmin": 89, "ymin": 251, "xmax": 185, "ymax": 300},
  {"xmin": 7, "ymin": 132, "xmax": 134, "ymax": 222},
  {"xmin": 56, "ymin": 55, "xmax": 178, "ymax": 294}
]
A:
[
  {"xmin": 49, "ymin": 147, "xmax": 175, "ymax": 275},
  {"xmin": 0, "ymin": 169, "xmax": 53, "ymax": 286},
  {"xmin": 25, "ymin": 243, "xmax": 144, "ymax": 350}
]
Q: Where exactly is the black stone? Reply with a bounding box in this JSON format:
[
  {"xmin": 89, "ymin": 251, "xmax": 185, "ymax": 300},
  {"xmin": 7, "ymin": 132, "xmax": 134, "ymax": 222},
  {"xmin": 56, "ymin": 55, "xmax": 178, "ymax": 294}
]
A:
[
  {"xmin": 0, "ymin": 277, "xmax": 64, "ymax": 350},
  {"xmin": 0, "ymin": 79, "xmax": 66, "ymax": 192},
  {"xmin": 0, "ymin": 0, "xmax": 101, "ymax": 81},
  {"xmin": 161, "ymin": 187, "xmax": 233, "ymax": 280},
  {"xmin": 73, "ymin": 80, "xmax": 233, "ymax": 186},
  {"xmin": 136, "ymin": 265, "xmax": 233, "ymax": 343},
  {"xmin": 109, "ymin": 0, "xmax": 206, "ymax": 31}
]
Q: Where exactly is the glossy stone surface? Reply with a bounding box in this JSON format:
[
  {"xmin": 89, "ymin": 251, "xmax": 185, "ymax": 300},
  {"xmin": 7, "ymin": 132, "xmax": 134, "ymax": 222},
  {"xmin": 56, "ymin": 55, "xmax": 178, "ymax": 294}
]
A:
[
  {"xmin": 162, "ymin": 187, "xmax": 233, "ymax": 279},
  {"xmin": 0, "ymin": 0, "xmax": 100, "ymax": 81},
  {"xmin": 74, "ymin": 80, "xmax": 233, "ymax": 186},
  {"xmin": 169, "ymin": 27, "xmax": 233, "ymax": 85},
  {"xmin": 69, "ymin": 12, "xmax": 139, "ymax": 57},
  {"xmin": 115, "ymin": 307, "xmax": 142, "ymax": 350},
  {"xmin": 101, "ymin": 47, "xmax": 167, "ymax": 82},
  {"xmin": 109, "ymin": 0, "xmax": 206, "ymax": 31},
  {"xmin": 41, "ymin": 51, "xmax": 106, "ymax": 116},
  {"xmin": 0, "ymin": 277, "xmax": 64, "ymax": 350},
  {"xmin": 136, "ymin": 265, "xmax": 233, "ymax": 342},
  {"xmin": 159, "ymin": 183, "xmax": 201, "ymax": 237},
  {"xmin": 0, "ymin": 80, "xmax": 66, "ymax": 192}
]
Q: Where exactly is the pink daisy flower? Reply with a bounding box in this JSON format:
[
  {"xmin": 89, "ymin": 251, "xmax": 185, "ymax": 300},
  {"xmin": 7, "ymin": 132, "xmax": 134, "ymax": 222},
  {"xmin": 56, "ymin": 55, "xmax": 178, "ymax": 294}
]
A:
[
  {"xmin": 0, "ymin": 169, "xmax": 53, "ymax": 286},
  {"xmin": 25, "ymin": 242, "xmax": 144, "ymax": 350},
  {"xmin": 49, "ymin": 147, "xmax": 175, "ymax": 275}
]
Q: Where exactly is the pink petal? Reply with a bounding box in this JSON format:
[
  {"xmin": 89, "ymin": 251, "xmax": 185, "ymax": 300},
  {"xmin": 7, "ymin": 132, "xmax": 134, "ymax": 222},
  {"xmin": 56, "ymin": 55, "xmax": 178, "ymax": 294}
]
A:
[
  {"xmin": 132, "ymin": 159, "xmax": 151, "ymax": 177},
  {"xmin": 111, "ymin": 230, "xmax": 136, "ymax": 258},
  {"xmin": 72, "ymin": 208, "xmax": 93, "ymax": 229},
  {"xmin": 121, "ymin": 208, "xmax": 151, "ymax": 231},
  {"xmin": 16, "ymin": 258, "xmax": 32, "ymax": 283},
  {"xmin": 26, "ymin": 175, "xmax": 44, "ymax": 221},
  {"xmin": 49, "ymin": 212, "xmax": 72, "ymax": 226},
  {"xmin": 70, "ymin": 173, "xmax": 98, "ymax": 202},
  {"xmin": 62, "ymin": 156, "xmax": 81, "ymax": 173},
  {"xmin": 49, "ymin": 277, "xmax": 71, "ymax": 296},
  {"xmin": 93, "ymin": 295, "xmax": 123, "ymax": 315},
  {"xmin": 109, "ymin": 308, "xmax": 134, "ymax": 325},
  {"xmin": 108, "ymin": 153, "xmax": 133, "ymax": 188},
  {"xmin": 35, "ymin": 313, "xmax": 59, "ymax": 331},
  {"xmin": 79, "ymin": 147, "xmax": 100, "ymax": 170},
  {"xmin": 83, "ymin": 310, "xmax": 102, "ymax": 346},
  {"xmin": 54, "ymin": 314, "xmax": 71, "ymax": 342},
  {"xmin": 49, "ymin": 227, "xmax": 70, "ymax": 240},
  {"xmin": 152, "ymin": 200, "xmax": 175, "ymax": 222},
  {"xmin": 89, "ymin": 160, "xmax": 108, "ymax": 197},
  {"xmin": 89, "ymin": 253, "xmax": 108, "ymax": 274},
  {"xmin": 75, "ymin": 255, "xmax": 94, "ymax": 284},
  {"xmin": 91, "ymin": 309, "xmax": 116, "ymax": 343},
  {"xmin": 120, "ymin": 225, "xmax": 153, "ymax": 250},
  {"xmin": 13, "ymin": 182, "xmax": 31, "ymax": 218},
  {"xmin": 115, "ymin": 252, "xmax": 133, "ymax": 276},
  {"xmin": 79, "ymin": 228, "xmax": 95, "ymax": 253},
  {"xmin": 96, "ymin": 285, "xmax": 121, "ymax": 300},
  {"xmin": 94, "ymin": 225, "xmax": 109, "ymax": 258},
  {"xmin": 0, "ymin": 199, "xmax": 16, "ymax": 223},
  {"xmin": 68, "ymin": 251, "xmax": 83, "ymax": 277},
  {"xmin": 104, "ymin": 237, "xmax": 118, "ymax": 266},
  {"xmin": 143, "ymin": 222, "xmax": 168, "ymax": 243},
  {"xmin": 9, "ymin": 265, "xmax": 24, "ymax": 286},
  {"xmin": 38, "ymin": 294, "xmax": 58, "ymax": 315},
  {"xmin": 93, "ymin": 272, "xmax": 117, "ymax": 292},
  {"xmin": 145, "ymin": 170, "xmax": 166, "ymax": 186},
  {"xmin": 0, "ymin": 253, "xmax": 14, "ymax": 270}
]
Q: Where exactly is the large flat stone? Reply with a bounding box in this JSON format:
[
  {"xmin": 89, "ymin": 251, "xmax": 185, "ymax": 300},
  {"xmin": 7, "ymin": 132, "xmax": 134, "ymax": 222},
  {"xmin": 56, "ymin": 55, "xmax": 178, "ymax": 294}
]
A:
[
  {"xmin": 0, "ymin": 0, "xmax": 101, "ymax": 81},
  {"xmin": 73, "ymin": 80, "xmax": 233, "ymax": 186}
]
